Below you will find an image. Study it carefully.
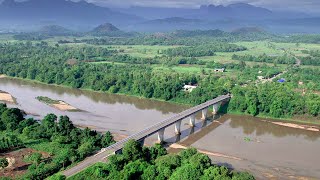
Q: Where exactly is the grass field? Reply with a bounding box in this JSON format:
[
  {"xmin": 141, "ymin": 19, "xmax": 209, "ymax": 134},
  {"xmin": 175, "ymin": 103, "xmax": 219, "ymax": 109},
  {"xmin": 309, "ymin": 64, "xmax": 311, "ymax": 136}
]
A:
[{"xmin": 86, "ymin": 40, "xmax": 320, "ymax": 75}]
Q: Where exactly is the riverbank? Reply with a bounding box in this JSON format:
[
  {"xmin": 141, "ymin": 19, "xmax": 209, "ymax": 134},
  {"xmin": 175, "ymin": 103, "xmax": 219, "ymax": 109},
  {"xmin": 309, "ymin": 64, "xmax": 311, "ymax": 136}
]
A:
[
  {"xmin": 2, "ymin": 75, "xmax": 190, "ymax": 107},
  {"xmin": 1, "ymin": 75, "xmax": 319, "ymax": 128},
  {"xmin": 0, "ymin": 74, "xmax": 7, "ymax": 78},
  {"xmin": 170, "ymin": 143, "xmax": 242, "ymax": 161},
  {"xmin": 228, "ymin": 111, "xmax": 320, "ymax": 128},
  {"xmin": 0, "ymin": 90, "xmax": 15, "ymax": 104}
]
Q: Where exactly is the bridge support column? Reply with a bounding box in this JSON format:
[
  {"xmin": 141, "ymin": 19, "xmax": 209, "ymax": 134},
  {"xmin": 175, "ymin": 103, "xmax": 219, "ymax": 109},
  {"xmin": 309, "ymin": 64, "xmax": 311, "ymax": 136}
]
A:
[
  {"xmin": 138, "ymin": 138, "xmax": 145, "ymax": 146},
  {"xmin": 213, "ymin": 102, "xmax": 221, "ymax": 115},
  {"xmin": 175, "ymin": 120, "xmax": 182, "ymax": 135},
  {"xmin": 115, "ymin": 149, "xmax": 122, "ymax": 155},
  {"xmin": 157, "ymin": 128, "xmax": 165, "ymax": 143},
  {"xmin": 189, "ymin": 114, "xmax": 196, "ymax": 127},
  {"xmin": 201, "ymin": 108, "xmax": 208, "ymax": 120}
]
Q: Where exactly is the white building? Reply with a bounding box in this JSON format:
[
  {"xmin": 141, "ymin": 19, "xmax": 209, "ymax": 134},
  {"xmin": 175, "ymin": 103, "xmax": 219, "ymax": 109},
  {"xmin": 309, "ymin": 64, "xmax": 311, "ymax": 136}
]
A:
[{"xmin": 183, "ymin": 85, "xmax": 198, "ymax": 92}]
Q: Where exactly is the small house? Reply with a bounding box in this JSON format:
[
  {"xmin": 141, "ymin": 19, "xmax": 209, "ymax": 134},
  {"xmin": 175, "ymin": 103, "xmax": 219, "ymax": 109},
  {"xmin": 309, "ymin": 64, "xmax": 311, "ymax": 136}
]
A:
[
  {"xmin": 257, "ymin": 76, "xmax": 264, "ymax": 80},
  {"xmin": 214, "ymin": 68, "xmax": 225, "ymax": 73},
  {"xmin": 183, "ymin": 85, "xmax": 198, "ymax": 92}
]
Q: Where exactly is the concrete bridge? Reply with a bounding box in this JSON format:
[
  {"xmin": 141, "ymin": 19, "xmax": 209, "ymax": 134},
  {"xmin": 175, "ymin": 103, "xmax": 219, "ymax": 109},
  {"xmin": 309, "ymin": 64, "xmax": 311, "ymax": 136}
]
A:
[{"xmin": 62, "ymin": 94, "xmax": 231, "ymax": 177}]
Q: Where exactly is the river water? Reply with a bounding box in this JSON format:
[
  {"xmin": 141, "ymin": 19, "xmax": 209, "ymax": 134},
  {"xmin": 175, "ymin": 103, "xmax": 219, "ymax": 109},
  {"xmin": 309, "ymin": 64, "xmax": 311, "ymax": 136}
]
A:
[{"xmin": 1, "ymin": 77, "xmax": 319, "ymax": 179}]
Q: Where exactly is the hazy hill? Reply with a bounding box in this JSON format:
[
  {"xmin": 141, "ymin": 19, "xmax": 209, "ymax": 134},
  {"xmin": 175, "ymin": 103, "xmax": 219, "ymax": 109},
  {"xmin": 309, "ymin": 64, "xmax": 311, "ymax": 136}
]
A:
[
  {"xmin": 134, "ymin": 17, "xmax": 207, "ymax": 32},
  {"xmin": 172, "ymin": 29, "xmax": 227, "ymax": 37},
  {"xmin": 232, "ymin": 27, "xmax": 266, "ymax": 35},
  {"xmin": 0, "ymin": 0, "xmax": 318, "ymax": 34},
  {"xmin": 92, "ymin": 23, "xmax": 120, "ymax": 33},
  {"xmin": 89, "ymin": 23, "xmax": 136, "ymax": 37},
  {"xmin": 0, "ymin": 0, "xmax": 143, "ymax": 31}
]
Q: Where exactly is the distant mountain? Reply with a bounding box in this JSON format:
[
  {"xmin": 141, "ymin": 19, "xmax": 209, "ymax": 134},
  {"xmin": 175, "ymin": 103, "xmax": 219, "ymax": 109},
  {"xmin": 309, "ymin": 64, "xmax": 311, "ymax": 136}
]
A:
[
  {"xmin": 232, "ymin": 27, "xmax": 265, "ymax": 35},
  {"xmin": 0, "ymin": 0, "xmax": 318, "ymax": 34},
  {"xmin": 0, "ymin": 0, "xmax": 143, "ymax": 31},
  {"xmin": 92, "ymin": 23, "xmax": 120, "ymax": 33},
  {"xmin": 190, "ymin": 3, "xmax": 272, "ymax": 20},
  {"xmin": 172, "ymin": 29, "xmax": 227, "ymax": 38},
  {"xmin": 133, "ymin": 17, "xmax": 207, "ymax": 32},
  {"xmin": 144, "ymin": 17, "xmax": 202, "ymax": 24},
  {"xmin": 116, "ymin": 6, "xmax": 195, "ymax": 20},
  {"xmin": 89, "ymin": 23, "xmax": 136, "ymax": 37},
  {"xmin": 121, "ymin": 3, "xmax": 316, "ymax": 33}
]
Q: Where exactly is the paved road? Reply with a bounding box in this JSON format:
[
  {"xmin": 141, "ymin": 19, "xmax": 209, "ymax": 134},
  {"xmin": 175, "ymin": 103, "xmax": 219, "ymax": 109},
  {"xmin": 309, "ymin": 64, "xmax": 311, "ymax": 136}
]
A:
[{"xmin": 62, "ymin": 95, "xmax": 231, "ymax": 177}]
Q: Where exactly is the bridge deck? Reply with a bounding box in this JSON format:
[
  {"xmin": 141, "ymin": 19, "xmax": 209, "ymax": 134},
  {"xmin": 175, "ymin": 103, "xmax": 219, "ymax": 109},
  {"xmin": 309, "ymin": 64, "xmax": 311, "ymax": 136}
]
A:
[{"xmin": 62, "ymin": 95, "xmax": 230, "ymax": 177}]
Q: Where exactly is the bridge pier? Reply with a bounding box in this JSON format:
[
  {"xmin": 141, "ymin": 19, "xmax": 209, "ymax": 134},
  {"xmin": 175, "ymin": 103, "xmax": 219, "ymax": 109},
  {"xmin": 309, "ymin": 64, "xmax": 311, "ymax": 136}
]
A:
[
  {"xmin": 212, "ymin": 102, "xmax": 221, "ymax": 115},
  {"xmin": 189, "ymin": 114, "xmax": 196, "ymax": 127},
  {"xmin": 201, "ymin": 108, "xmax": 208, "ymax": 120},
  {"xmin": 138, "ymin": 138, "xmax": 145, "ymax": 146},
  {"xmin": 115, "ymin": 149, "xmax": 122, "ymax": 155},
  {"xmin": 175, "ymin": 120, "xmax": 182, "ymax": 135},
  {"xmin": 157, "ymin": 128, "xmax": 165, "ymax": 143}
]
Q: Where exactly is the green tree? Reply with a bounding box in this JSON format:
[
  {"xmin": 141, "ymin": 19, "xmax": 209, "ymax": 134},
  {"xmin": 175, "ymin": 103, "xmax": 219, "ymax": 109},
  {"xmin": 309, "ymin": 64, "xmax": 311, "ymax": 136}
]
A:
[
  {"xmin": 77, "ymin": 140, "xmax": 96, "ymax": 159},
  {"xmin": 141, "ymin": 165, "xmax": 157, "ymax": 180},
  {"xmin": 122, "ymin": 140, "xmax": 144, "ymax": 162},
  {"xmin": 0, "ymin": 158, "xmax": 9, "ymax": 169},
  {"xmin": 232, "ymin": 172, "xmax": 255, "ymax": 180},
  {"xmin": 101, "ymin": 131, "xmax": 115, "ymax": 147},
  {"xmin": 155, "ymin": 154, "xmax": 181, "ymax": 178},
  {"xmin": 25, "ymin": 152, "xmax": 42, "ymax": 166},
  {"xmin": 169, "ymin": 164, "xmax": 201, "ymax": 180},
  {"xmin": 188, "ymin": 153, "xmax": 211, "ymax": 172},
  {"xmin": 148, "ymin": 144, "xmax": 167, "ymax": 162},
  {"xmin": 121, "ymin": 160, "xmax": 149, "ymax": 180},
  {"xmin": 201, "ymin": 166, "xmax": 231, "ymax": 180}
]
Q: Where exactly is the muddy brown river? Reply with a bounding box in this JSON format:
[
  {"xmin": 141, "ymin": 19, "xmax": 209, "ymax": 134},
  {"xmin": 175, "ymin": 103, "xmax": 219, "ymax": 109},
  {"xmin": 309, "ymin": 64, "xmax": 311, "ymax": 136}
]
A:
[{"xmin": 1, "ymin": 77, "xmax": 319, "ymax": 179}]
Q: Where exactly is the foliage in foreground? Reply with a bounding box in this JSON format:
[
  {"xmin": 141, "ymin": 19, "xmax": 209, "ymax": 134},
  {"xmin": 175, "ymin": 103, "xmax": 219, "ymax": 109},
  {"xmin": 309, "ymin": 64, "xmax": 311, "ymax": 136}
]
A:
[
  {"xmin": 66, "ymin": 140, "xmax": 254, "ymax": 180},
  {"xmin": 0, "ymin": 104, "xmax": 115, "ymax": 179}
]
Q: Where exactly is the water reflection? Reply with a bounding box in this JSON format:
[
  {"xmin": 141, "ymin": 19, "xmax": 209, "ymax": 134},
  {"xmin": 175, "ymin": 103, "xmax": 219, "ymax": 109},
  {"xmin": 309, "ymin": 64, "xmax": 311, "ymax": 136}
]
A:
[
  {"xmin": 228, "ymin": 114, "xmax": 320, "ymax": 141},
  {"xmin": 0, "ymin": 78, "xmax": 187, "ymax": 114}
]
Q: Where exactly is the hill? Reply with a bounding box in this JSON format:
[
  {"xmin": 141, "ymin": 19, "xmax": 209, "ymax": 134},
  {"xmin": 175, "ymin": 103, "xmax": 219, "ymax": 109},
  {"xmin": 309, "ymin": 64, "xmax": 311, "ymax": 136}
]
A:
[
  {"xmin": 0, "ymin": 0, "xmax": 143, "ymax": 31},
  {"xmin": 89, "ymin": 23, "xmax": 135, "ymax": 37},
  {"xmin": 92, "ymin": 23, "xmax": 120, "ymax": 33},
  {"xmin": 134, "ymin": 17, "xmax": 207, "ymax": 32}
]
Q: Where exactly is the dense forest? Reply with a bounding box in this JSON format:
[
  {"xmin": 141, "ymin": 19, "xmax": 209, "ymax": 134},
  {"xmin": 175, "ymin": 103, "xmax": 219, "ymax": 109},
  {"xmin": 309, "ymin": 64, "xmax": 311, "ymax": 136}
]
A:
[
  {"xmin": 232, "ymin": 54, "xmax": 296, "ymax": 65},
  {"xmin": 62, "ymin": 140, "xmax": 254, "ymax": 180},
  {"xmin": 298, "ymin": 50, "xmax": 320, "ymax": 66},
  {"xmin": 163, "ymin": 44, "xmax": 246, "ymax": 57},
  {"xmin": 0, "ymin": 104, "xmax": 115, "ymax": 179}
]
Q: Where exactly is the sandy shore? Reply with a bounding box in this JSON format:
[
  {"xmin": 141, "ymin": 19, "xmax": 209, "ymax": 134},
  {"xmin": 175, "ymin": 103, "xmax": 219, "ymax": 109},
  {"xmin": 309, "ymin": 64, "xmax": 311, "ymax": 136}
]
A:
[
  {"xmin": 271, "ymin": 122, "xmax": 320, "ymax": 132},
  {"xmin": 170, "ymin": 143, "xmax": 242, "ymax": 161},
  {"xmin": 51, "ymin": 101, "xmax": 78, "ymax": 111},
  {"xmin": 0, "ymin": 74, "xmax": 7, "ymax": 78},
  {"xmin": 0, "ymin": 90, "xmax": 15, "ymax": 103}
]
